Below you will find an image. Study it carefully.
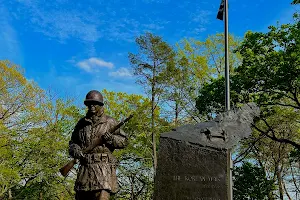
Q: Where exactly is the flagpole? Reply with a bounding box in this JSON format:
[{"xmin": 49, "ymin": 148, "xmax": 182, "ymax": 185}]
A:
[
  {"xmin": 225, "ymin": 0, "xmax": 230, "ymax": 111},
  {"xmin": 217, "ymin": 1, "xmax": 232, "ymax": 199},
  {"xmin": 224, "ymin": 0, "xmax": 233, "ymax": 200}
]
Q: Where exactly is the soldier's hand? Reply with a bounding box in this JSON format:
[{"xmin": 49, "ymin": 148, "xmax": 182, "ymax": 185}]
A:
[
  {"xmin": 103, "ymin": 132, "xmax": 113, "ymax": 141},
  {"xmin": 93, "ymin": 146, "xmax": 103, "ymax": 153}
]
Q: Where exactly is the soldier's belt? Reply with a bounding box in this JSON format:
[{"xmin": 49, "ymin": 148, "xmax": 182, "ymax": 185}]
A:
[{"xmin": 81, "ymin": 153, "xmax": 109, "ymax": 164}]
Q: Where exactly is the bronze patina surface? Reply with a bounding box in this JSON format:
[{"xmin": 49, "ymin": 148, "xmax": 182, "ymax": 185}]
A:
[{"xmin": 69, "ymin": 90, "xmax": 128, "ymax": 200}]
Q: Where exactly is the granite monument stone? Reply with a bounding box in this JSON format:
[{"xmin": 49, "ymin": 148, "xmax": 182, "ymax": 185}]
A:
[{"xmin": 154, "ymin": 103, "xmax": 260, "ymax": 200}]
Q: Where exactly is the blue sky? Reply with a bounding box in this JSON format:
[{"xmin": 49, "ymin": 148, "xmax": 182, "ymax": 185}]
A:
[{"xmin": 0, "ymin": 0, "xmax": 299, "ymax": 105}]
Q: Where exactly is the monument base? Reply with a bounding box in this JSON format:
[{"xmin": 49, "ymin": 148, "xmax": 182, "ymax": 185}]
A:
[{"xmin": 154, "ymin": 138, "xmax": 228, "ymax": 200}]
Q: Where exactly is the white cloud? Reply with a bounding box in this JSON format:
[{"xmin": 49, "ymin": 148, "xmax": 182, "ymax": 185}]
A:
[
  {"xmin": 13, "ymin": 0, "xmax": 170, "ymax": 43},
  {"xmin": 191, "ymin": 10, "xmax": 211, "ymax": 24},
  {"xmin": 16, "ymin": 0, "xmax": 103, "ymax": 43},
  {"xmin": 109, "ymin": 67, "xmax": 133, "ymax": 78},
  {"xmin": 77, "ymin": 57, "xmax": 114, "ymax": 73},
  {"xmin": 143, "ymin": 23, "xmax": 164, "ymax": 31},
  {"xmin": 194, "ymin": 27, "xmax": 207, "ymax": 33},
  {"xmin": 69, "ymin": 78, "xmax": 144, "ymax": 104},
  {"xmin": 188, "ymin": 9, "xmax": 211, "ymax": 35},
  {"xmin": 0, "ymin": 5, "xmax": 22, "ymax": 63}
]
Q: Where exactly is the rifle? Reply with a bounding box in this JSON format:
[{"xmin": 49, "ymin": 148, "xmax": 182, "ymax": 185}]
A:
[{"xmin": 59, "ymin": 114, "xmax": 133, "ymax": 177}]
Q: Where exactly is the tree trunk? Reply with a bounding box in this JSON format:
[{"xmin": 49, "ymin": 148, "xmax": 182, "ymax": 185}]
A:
[
  {"xmin": 130, "ymin": 175, "xmax": 134, "ymax": 200},
  {"xmin": 255, "ymin": 156, "xmax": 275, "ymax": 200},
  {"xmin": 152, "ymin": 66, "xmax": 157, "ymax": 174},
  {"xmin": 290, "ymin": 162, "xmax": 300, "ymax": 194},
  {"xmin": 8, "ymin": 189, "xmax": 12, "ymax": 200},
  {"xmin": 275, "ymin": 163, "xmax": 284, "ymax": 200},
  {"xmin": 175, "ymin": 100, "xmax": 179, "ymax": 126},
  {"xmin": 283, "ymin": 180, "xmax": 292, "ymax": 200}
]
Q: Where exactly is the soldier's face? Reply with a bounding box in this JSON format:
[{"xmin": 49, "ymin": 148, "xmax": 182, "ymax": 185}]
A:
[{"xmin": 87, "ymin": 104, "xmax": 103, "ymax": 115}]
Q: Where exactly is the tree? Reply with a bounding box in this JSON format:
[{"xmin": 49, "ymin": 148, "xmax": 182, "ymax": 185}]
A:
[
  {"xmin": 0, "ymin": 60, "xmax": 45, "ymax": 198},
  {"xmin": 235, "ymin": 16, "xmax": 300, "ymax": 150},
  {"xmin": 196, "ymin": 16, "xmax": 300, "ymax": 149},
  {"xmin": 248, "ymin": 108, "xmax": 297, "ymax": 199},
  {"xmin": 195, "ymin": 14, "xmax": 300, "ymax": 199},
  {"xmin": 11, "ymin": 96, "xmax": 82, "ymax": 199},
  {"xmin": 169, "ymin": 39, "xmax": 209, "ymax": 123},
  {"xmin": 102, "ymin": 89, "xmax": 170, "ymax": 200},
  {"xmin": 169, "ymin": 34, "xmax": 242, "ymax": 122},
  {"xmin": 289, "ymin": 148, "xmax": 300, "ymax": 196},
  {"xmin": 129, "ymin": 32, "xmax": 175, "ymax": 172},
  {"xmin": 200, "ymin": 33, "xmax": 242, "ymax": 77},
  {"xmin": 0, "ymin": 60, "xmax": 81, "ymax": 199},
  {"xmin": 233, "ymin": 162, "xmax": 275, "ymax": 200}
]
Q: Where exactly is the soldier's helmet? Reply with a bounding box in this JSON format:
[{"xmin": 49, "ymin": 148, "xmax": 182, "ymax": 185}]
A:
[{"xmin": 84, "ymin": 90, "xmax": 104, "ymax": 106}]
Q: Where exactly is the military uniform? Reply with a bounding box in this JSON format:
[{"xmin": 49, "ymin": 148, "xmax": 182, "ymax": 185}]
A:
[{"xmin": 69, "ymin": 90, "xmax": 128, "ymax": 200}]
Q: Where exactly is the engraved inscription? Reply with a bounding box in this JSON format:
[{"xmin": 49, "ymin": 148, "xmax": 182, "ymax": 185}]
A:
[
  {"xmin": 172, "ymin": 175, "xmax": 221, "ymax": 182},
  {"xmin": 154, "ymin": 138, "xmax": 228, "ymax": 200}
]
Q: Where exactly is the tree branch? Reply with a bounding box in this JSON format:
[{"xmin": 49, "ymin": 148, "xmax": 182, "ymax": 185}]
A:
[
  {"xmin": 233, "ymin": 135, "xmax": 265, "ymax": 164},
  {"xmin": 252, "ymin": 123, "xmax": 300, "ymax": 150}
]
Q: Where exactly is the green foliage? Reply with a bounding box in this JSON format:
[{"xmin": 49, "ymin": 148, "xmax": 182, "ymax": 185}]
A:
[
  {"xmin": 0, "ymin": 60, "xmax": 171, "ymax": 199},
  {"xmin": 233, "ymin": 162, "xmax": 275, "ymax": 200},
  {"xmin": 176, "ymin": 38, "xmax": 210, "ymax": 82},
  {"xmin": 128, "ymin": 32, "xmax": 175, "ymax": 94},
  {"xmin": 1, "ymin": 5, "xmax": 298, "ymax": 198},
  {"xmin": 234, "ymin": 18, "xmax": 300, "ymax": 110},
  {"xmin": 0, "ymin": 60, "xmax": 81, "ymax": 199},
  {"xmin": 172, "ymin": 34, "xmax": 242, "ymax": 122},
  {"xmin": 195, "ymin": 76, "xmax": 245, "ymax": 118},
  {"xmin": 201, "ymin": 33, "xmax": 242, "ymax": 76},
  {"xmin": 195, "ymin": 14, "xmax": 300, "ymax": 199},
  {"xmin": 129, "ymin": 32, "xmax": 175, "ymax": 171},
  {"xmin": 290, "ymin": 148, "xmax": 300, "ymax": 162},
  {"xmin": 196, "ymin": 17, "xmax": 300, "ymax": 116},
  {"xmin": 102, "ymin": 89, "xmax": 171, "ymax": 200},
  {"xmin": 169, "ymin": 39, "xmax": 210, "ymax": 123}
]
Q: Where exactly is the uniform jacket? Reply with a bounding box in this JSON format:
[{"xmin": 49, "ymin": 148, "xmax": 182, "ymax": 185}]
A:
[{"xmin": 69, "ymin": 114, "xmax": 127, "ymax": 193}]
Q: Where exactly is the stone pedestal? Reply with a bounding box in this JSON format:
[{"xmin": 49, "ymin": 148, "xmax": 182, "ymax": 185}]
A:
[
  {"xmin": 154, "ymin": 103, "xmax": 260, "ymax": 200},
  {"xmin": 154, "ymin": 138, "xmax": 228, "ymax": 200}
]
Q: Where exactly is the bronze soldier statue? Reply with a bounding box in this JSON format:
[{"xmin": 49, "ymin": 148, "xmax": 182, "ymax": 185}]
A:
[{"xmin": 69, "ymin": 90, "xmax": 128, "ymax": 200}]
